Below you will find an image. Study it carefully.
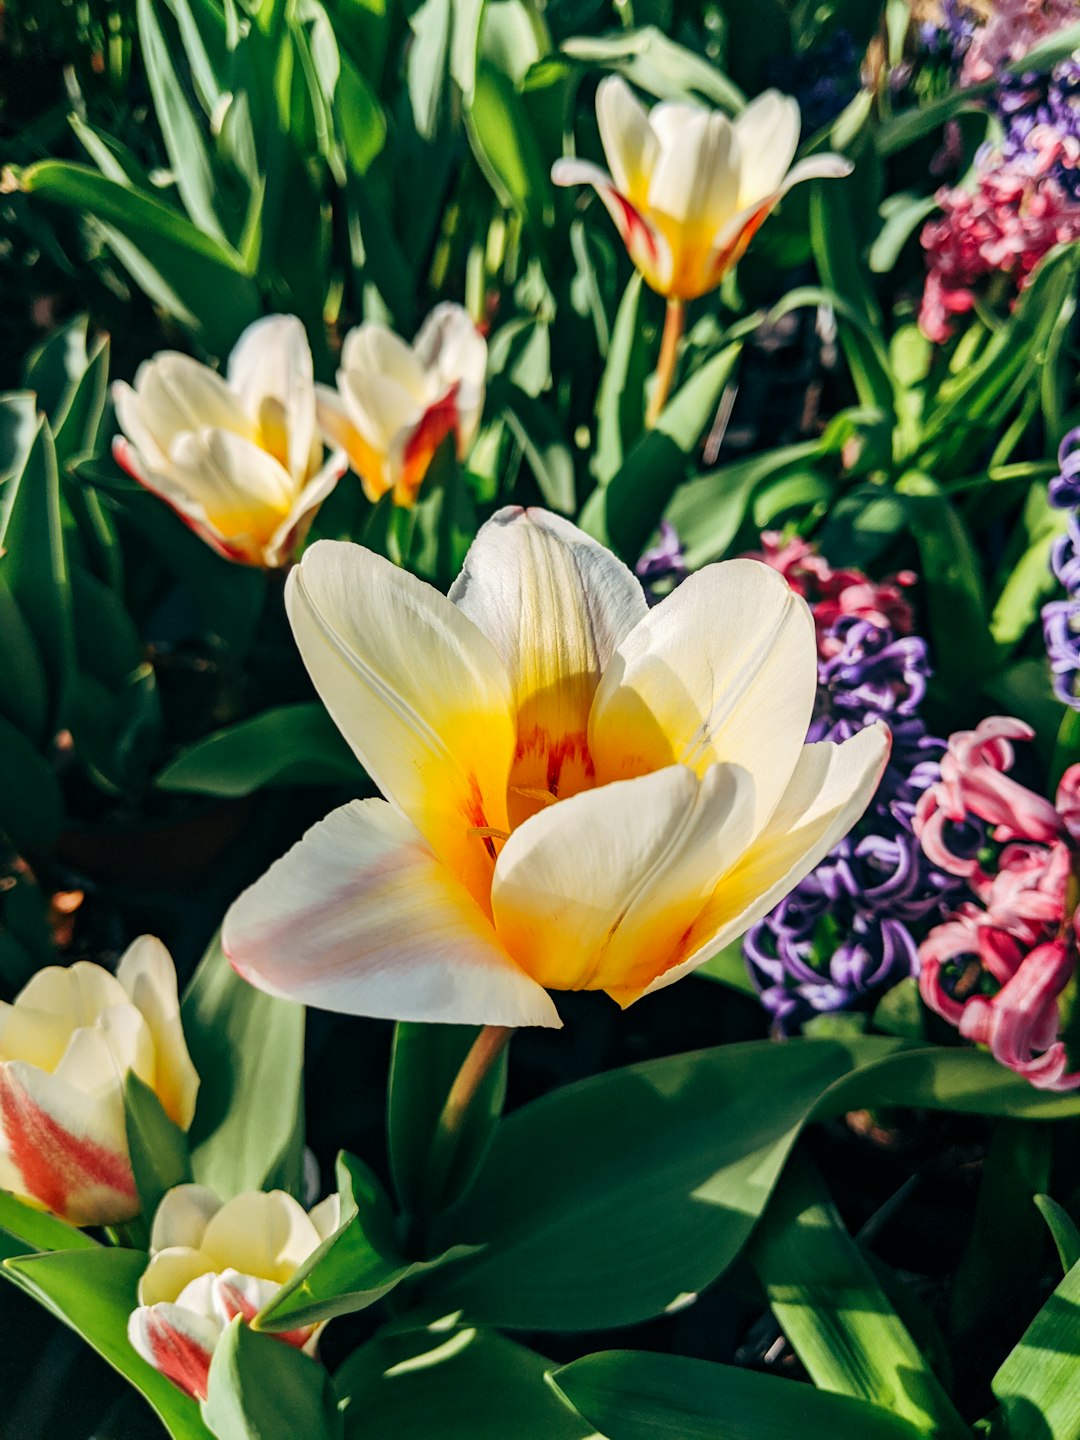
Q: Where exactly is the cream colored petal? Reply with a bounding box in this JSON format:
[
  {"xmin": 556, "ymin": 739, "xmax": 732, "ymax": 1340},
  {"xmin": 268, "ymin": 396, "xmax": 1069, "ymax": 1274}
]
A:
[
  {"xmin": 0, "ymin": 1059, "xmax": 136, "ymax": 1224},
  {"xmin": 0, "ymin": 1001, "xmax": 74, "ymax": 1072},
  {"xmin": 284, "ymin": 540, "xmax": 516, "ymax": 908},
  {"xmin": 733, "ymin": 90, "xmax": 801, "ymax": 203},
  {"xmin": 13, "ymin": 962, "xmax": 129, "ymax": 1030},
  {"xmin": 491, "ymin": 762, "xmax": 756, "ymax": 994},
  {"xmin": 128, "ymin": 1300, "xmax": 221, "ymax": 1401},
  {"xmin": 264, "ymin": 450, "xmax": 348, "ymax": 569},
  {"xmin": 150, "ymin": 1183, "xmax": 223, "ymax": 1254},
  {"xmin": 341, "ymin": 323, "xmax": 430, "ymax": 403},
  {"xmin": 648, "ymin": 100, "xmax": 708, "ymax": 151},
  {"xmin": 589, "ymin": 558, "xmax": 817, "ymax": 835},
  {"xmin": 227, "ymin": 314, "xmax": 319, "ymax": 483},
  {"xmin": 112, "ymin": 381, "xmax": 171, "ymax": 472},
  {"xmin": 596, "ymin": 75, "xmax": 659, "ymax": 203},
  {"xmin": 222, "ymin": 799, "xmax": 561, "ymax": 1028},
  {"xmin": 647, "ymin": 108, "xmax": 739, "ymax": 228},
  {"xmin": 449, "ymin": 506, "xmax": 647, "ymax": 826},
  {"xmin": 167, "ymin": 428, "xmax": 297, "ymax": 518},
  {"xmin": 131, "ymin": 352, "xmax": 253, "ymax": 450},
  {"xmin": 340, "ymin": 369, "xmax": 426, "ymax": 454},
  {"xmin": 54, "ymin": 1006, "xmax": 155, "ymax": 1102},
  {"xmin": 630, "ymin": 724, "xmax": 890, "ymax": 1003},
  {"xmin": 412, "ymin": 303, "xmax": 488, "ymax": 450},
  {"xmin": 212, "ymin": 1269, "xmax": 286, "ymax": 1325},
  {"xmin": 315, "ymin": 384, "xmax": 391, "ymax": 501},
  {"xmin": 308, "ymin": 1194, "xmax": 342, "ymax": 1242},
  {"xmin": 116, "ymin": 936, "xmax": 199, "ymax": 1131},
  {"xmin": 199, "ymin": 1189, "xmax": 322, "ymax": 1283},
  {"xmin": 138, "ymin": 1246, "xmax": 216, "ymax": 1306},
  {"xmin": 551, "ymin": 158, "xmax": 674, "ymax": 293}
]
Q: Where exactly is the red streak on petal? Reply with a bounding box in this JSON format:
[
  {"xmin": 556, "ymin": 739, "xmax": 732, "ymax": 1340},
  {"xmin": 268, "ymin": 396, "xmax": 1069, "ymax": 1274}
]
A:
[
  {"xmin": 605, "ymin": 190, "xmax": 659, "ymax": 264},
  {"xmin": 216, "ymin": 1277, "xmax": 311, "ymax": 1349},
  {"xmin": 399, "ymin": 385, "xmax": 461, "ymax": 504},
  {"xmin": 145, "ymin": 1312, "xmax": 214, "ymax": 1402},
  {"xmin": 0, "ymin": 1067, "xmax": 136, "ymax": 1223},
  {"xmin": 112, "ymin": 437, "xmax": 257, "ymax": 566}
]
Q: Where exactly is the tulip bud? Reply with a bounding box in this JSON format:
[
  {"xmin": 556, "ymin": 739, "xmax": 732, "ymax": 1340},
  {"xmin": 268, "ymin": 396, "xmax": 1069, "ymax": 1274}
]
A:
[
  {"xmin": 0, "ymin": 938, "xmax": 198, "ymax": 1226},
  {"xmin": 315, "ymin": 302, "xmax": 487, "ymax": 507},
  {"xmin": 112, "ymin": 315, "xmax": 346, "ymax": 568},
  {"xmin": 128, "ymin": 1185, "xmax": 340, "ymax": 1400}
]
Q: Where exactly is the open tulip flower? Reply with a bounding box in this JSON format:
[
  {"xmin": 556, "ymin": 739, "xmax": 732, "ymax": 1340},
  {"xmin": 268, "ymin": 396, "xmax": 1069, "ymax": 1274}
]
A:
[
  {"xmin": 128, "ymin": 1185, "xmax": 340, "ymax": 1401},
  {"xmin": 552, "ymin": 78, "xmax": 852, "ymax": 302},
  {"xmin": 113, "ymin": 314, "xmax": 346, "ymax": 567},
  {"xmin": 0, "ymin": 938, "xmax": 198, "ymax": 1226},
  {"xmin": 315, "ymin": 302, "xmax": 487, "ymax": 508},
  {"xmin": 224, "ymin": 508, "xmax": 888, "ymax": 1027}
]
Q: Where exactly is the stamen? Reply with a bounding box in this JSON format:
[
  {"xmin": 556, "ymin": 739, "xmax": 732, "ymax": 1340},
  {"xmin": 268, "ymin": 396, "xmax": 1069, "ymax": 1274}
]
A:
[
  {"xmin": 510, "ymin": 786, "xmax": 559, "ymax": 809},
  {"xmin": 468, "ymin": 826, "xmax": 511, "ymax": 841}
]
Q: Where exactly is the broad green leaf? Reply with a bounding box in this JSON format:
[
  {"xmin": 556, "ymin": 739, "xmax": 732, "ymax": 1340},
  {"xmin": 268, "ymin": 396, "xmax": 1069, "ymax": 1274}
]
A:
[
  {"xmin": 496, "ymin": 384, "xmax": 575, "ymax": 514},
  {"xmin": 181, "ymin": 933, "xmax": 305, "ymax": 1199},
  {"xmin": 257, "ymin": 1154, "xmax": 474, "ymax": 1331},
  {"xmin": 3, "ymin": 1248, "xmax": 210, "ymax": 1440},
  {"xmin": 0, "ymin": 391, "xmax": 38, "ymax": 483},
  {"xmin": 593, "ymin": 272, "xmax": 651, "ymax": 485},
  {"xmin": 869, "ymin": 192, "xmax": 938, "ymax": 274},
  {"xmin": 553, "ymin": 1351, "xmax": 934, "ymax": 1440},
  {"xmin": 991, "ymin": 1256, "xmax": 1080, "ymax": 1440},
  {"xmin": 22, "ymin": 315, "xmax": 90, "ymax": 419},
  {"xmin": 420, "ymin": 1038, "xmax": 1080, "ymax": 1332},
  {"xmin": 0, "ymin": 571, "xmax": 48, "ymax": 742},
  {"xmin": 334, "ymin": 1326, "xmax": 591, "ymax": 1439},
  {"xmin": 406, "ymin": 0, "xmax": 451, "ymax": 139},
  {"xmin": 580, "ymin": 342, "xmax": 742, "ymax": 562},
  {"xmin": 0, "ymin": 1192, "xmax": 98, "ymax": 1255},
  {"xmin": 388, "ymin": 1022, "xmax": 508, "ymax": 1218},
  {"xmin": 124, "ymin": 1072, "xmax": 194, "ymax": 1242},
  {"xmin": 750, "ymin": 1149, "xmax": 964, "ymax": 1435},
  {"xmin": 17, "ymin": 163, "xmax": 260, "ymax": 353},
  {"xmin": 203, "ymin": 1318, "xmax": 342, "ymax": 1440},
  {"xmin": 466, "ymin": 59, "xmax": 553, "ymax": 254},
  {"xmin": 156, "ymin": 704, "xmax": 362, "ymax": 796},
  {"xmin": 405, "ymin": 439, "xmax": 481, "ymax": 587},
  {"xmin": 872, "ymin": 978, "xmax": 926, "ymax": 1040},
  {"xmin": 0, "ymin": 419, "xmax": 73, "ymax": 719},
  {"xmin": 1035, "ymin": 1195, "xmax": 1080, "ymax": 1275},
  {"xmin": 876, "ymin": 90, "xmax": 992, "ymax": 157}
]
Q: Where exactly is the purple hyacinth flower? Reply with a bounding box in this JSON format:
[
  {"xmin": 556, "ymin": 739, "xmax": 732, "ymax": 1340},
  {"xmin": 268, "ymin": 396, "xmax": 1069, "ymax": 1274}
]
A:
[
  {"xmin": 1048, "ymin": 427, "xmax": 1080, "ymax": 510},
  {"xmin": 1043, "ymin": 596, "xmax": 1080, "ymax": 708}
]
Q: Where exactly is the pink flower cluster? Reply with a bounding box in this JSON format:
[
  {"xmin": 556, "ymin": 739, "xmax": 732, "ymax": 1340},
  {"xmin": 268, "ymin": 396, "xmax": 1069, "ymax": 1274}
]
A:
[
  {"xmin": 748, "ymin": 531, "xmax": 916, "ymax": 656},
  {"xmin": 919, "ymin": 166, "xmax": 1080, "ymax": 342},
  {"xmin": 960, "ymin": 0, "xmax": 1080, "ymax": 85},
  {"xmin": 915, "ymin": 716, "xmax": 1080, "ymax": 1090}
]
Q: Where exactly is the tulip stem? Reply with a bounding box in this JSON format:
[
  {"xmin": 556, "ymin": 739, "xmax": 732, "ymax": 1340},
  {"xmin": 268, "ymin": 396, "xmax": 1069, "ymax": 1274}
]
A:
[
  {"xmin": 646, "ymin": 298, "xmax": 685, "ymax": 428},
  {"xmin": 421, "ymin": 1024, "xmax": 512, "ymax": 1222}
]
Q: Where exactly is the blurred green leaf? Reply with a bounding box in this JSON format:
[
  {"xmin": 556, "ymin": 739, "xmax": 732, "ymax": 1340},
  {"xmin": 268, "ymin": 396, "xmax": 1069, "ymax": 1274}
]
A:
[
  {"xmin": 991, "ymin": 1255, "xmax": 1080, "ymax": 1440},
  {"xmin": 124, "ymin": 1072, "xmax": 194, "ymax": 1244},
  {"xmin": 156, "ymin": 704, "xmax": 362, "ymax": 797},
  {"xmin": 593, "ymin": 272, "xmax": 650, "ymax": 484},
  {"xmin": 181, "ymin": 932, "xmax": 306, "ymax": 1199},
  {"xmin": 559, "ymin": 28, "xmax": 744, "ymax": 108},
  {"xmin": 466, "ymin": 59, "xmax": 553, "ymax": 255},
  {"xmin": 0, "ymin": 714, "xmax": 64, "ymax": 855},
  {"xmin": 553, "ymin": 1350, "xmax": 934, "ymax": 1440},
  {"xmin": 203, "ymin": 1318, "xmax": 342, "ymax": 1440},
  {"xmin": 0, "ymin": 1193, "xmax": 98, "ymax": 1256},
  {"xmin": 22, "ymin": 315, "xmax": 90, "ymax": 420}
]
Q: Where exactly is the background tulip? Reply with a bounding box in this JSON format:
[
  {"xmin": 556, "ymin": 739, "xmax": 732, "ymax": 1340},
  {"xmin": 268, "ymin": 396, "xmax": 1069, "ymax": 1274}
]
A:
[
  {"xmin": 315, "ymin": 302, "xmax": 487, "ymax": 507},
  {"xmin": 128, "ymin": 1184, "xmax": 340, "ymax": 1401},
  {"xmin": 224, "ymin": 507, "xmax": 888, "ymax": 1028},
  {"xmin": 113, "ymin": 314, "xmax": 346, "ymax": 567},
  {"xmin": 0, "ymin": 938, "xmax": 198, "ymax": 1226}
]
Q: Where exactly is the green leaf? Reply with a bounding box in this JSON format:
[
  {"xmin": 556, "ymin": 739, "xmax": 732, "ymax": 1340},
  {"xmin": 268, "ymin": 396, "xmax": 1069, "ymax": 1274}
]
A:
[
  {"xmin": 0, "ymin": 1192, "xmax": 98, "ymax": 1255},
  {"xmin": 419, "ymin": 1037, "xmax": 1080, "ymax": 1332},
  {"xmin": 466, "ymin": 59, "xmax": 553, "ymax": 254},
  {"xmin": 334, "ymin": 1326, "xmax": 592, "ymax": 1439},
  {"xmin": 17, "ymin": 162, "xmax": 260, "ymax": 353},
  {"xmin": 3, "ymin": 1248, "xmax": 210, "ymax": 1439},
  {"xmin": 553, "ymin": 1351, "xmax": 935, "ymax": 1440},
  {"xmin": 156, "ymin": 704, "xmax": 362, "ymax": 797},
  {"xmin": 405, "ymin": 439, "xmax": 480, "ymax": 588},
  {"xmin": 1035, "ymin": 1195, "xmax": 1080, "ymax": 1275},
  {"xmin": 388, "ymin": 1022, "xmax": 507, "ymax": 1218},
  {"xmin": 124, "ymin": 1072, "xmax": 194, "ymax": 1240},
  {"xmin": 749, "ymin": 1149, "xmax": 964, "ymax": 1435},
  {"xmin": 497, "ymin": 385, "xmax": 575, "ymax": 514},
  {"xmin": 203, "ymin": 1318, "xmax": 342, "ymax": 1440},
  {"xmin": 580, "ymin": 342, "xmax": 742, "ymax": 562},
  {"xmin": 0, "ymin": 391, "xmax": 38, "ymax": 485},
  {"xmin": 593, "ymin": 272, "xmax": 650, "ymax": 484},
  {"xmin": 991, "ymin": 1255, "xmax": 1080, "ymax": 1440},
  {"xmin": 22, "ymin": 314, "xmax": 90, "ymax": 419},
  {"xmin": 872, "ymin": 978, "xmax": 926, "ymax": 1040},
  {"xmin": 558, "ymin": 28, "xmax": 744, "ymax": 109},
  {"xmin": 181, "ymin": 932, "xmax": 305, "ymax": 1199},
  {"xmin": 0, "ymin": 571, "xmax": 49, "ymax": 742},
  {"xmin": 695, "ymin": 937, "xmax": 757, "ymax": 995},
  {"xmin": 406, "ymin": 0, "xmax": 451, "ymax": 140},
  {"xmin": 0, "ymin": 714, "xmax": 64, "ymax": 855},
  {"xmin": 257, "ymin": 1153, "xmax": 475, "ymax": 1331}
]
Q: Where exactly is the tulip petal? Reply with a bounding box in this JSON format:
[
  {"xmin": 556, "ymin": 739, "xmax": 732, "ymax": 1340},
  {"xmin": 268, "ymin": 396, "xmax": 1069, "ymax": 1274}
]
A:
[
  {"xmin": 116, "ymin": 936, "xmax": 199, "ymax": 1131},
  {"xmin": 284, "ymin": 540, "xmax": 516, "ymax": 908},
  {"xmin": 315, "ymin": 384, "xmax": 390, "ymax": 501},
  {"xmin": 227, "ymin": 314, "xmax": 319, "ymax": 483},
  {"xmin": 199, "ymin": 1190, "xmax": 320, "ymax": 1284},
  {"xmin": 150, "ymin": 1183, "xmax": 222, "ymax": 1254},
  {"xmin": 491, "ymin": 762, "xmax": 756, "ymax": 994},
  {"xmin": 223, "ymin": 799, "xmax": 561, "ymax": 1028},
  {"xmin": 449, "ymin": 507, "xmax": 648, "ymax": 825},
  {"xmin": 624, "ymin": 723, "xmax": 890, "ymax": 1004},
  {"xmin": 341, "ymin": 323, "xmax": 430, "ymax": 404},
  {"xmin": 128, "ymin": 1302, "xmax": 221, "ymax": 1402},
  {"xmin": 589, "ymin": 558, "xmax": 817, "ymax": 835},
  {"xmin": 732, "ymin": 90, "xmax": 800, "ymax": 203},
  {"xmin": 596, "ymin": 76, "xmax": 659, "ymax": 205},
  {"xmin": 0, "ymin": 962, "xmax": 129, "ymax": 1072},
  {"xmin": 138, "ymin": 1246, "xmax": 216, "ymax": 1306},
  {"xmin": 412, "ymin": 303, "xmax": 488, "ymax": 417},
  {"xmin": 121, "ymin": 354, "xmax": 252, "ymax": 452},
  {"xmin": 647, "ymin": 108, "xmax": 739, "ymax": 230},
  {"xmin": 265, "ymin": 451, "xmax": 348, "ymax": 568},
  {"xmin": 551, "ymin": 159, "xmax": 672, "ymax": 292},
  {"xmin": 0, "ymin": 1059, "xmax": 136, "ymax": 1224}
]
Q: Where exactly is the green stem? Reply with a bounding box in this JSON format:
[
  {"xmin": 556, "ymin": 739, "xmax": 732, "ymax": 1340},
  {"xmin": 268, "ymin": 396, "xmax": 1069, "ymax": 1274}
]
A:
[
  {"xmin": 423, "ymin": 1025, "xmax": 512, "ymax": 1208},
  {"xmin": 646, "ymin": 298, "xmax": 685, "ymax": 428}
]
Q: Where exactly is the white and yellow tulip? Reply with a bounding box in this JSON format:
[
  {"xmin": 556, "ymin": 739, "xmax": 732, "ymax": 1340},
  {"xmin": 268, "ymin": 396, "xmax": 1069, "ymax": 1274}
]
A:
[
  {"xmin": 113, "ymin": 315, "xmax": 346, "ymax": 568},
  {"xmin": 0, "ymin": 938, "xmax": 198, "ymax": 1226},
  {"xmin": 552, "ymin": 78, "xmax": 852, "ymax": 301},
  {"xmin": 223, "ymin": 508, "xmax": 888, "ymax": 1026},
  {"xmin": 128, "ymin": 1184, "xmax": 339, "ymax": 1400},
  {"xmin": 316, "ymin": 302, "xmax": 487, "ymax": 508}
]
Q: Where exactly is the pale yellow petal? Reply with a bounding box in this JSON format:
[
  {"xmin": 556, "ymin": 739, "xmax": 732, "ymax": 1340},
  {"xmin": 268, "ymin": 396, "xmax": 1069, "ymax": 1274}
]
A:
[
  {"xmin": 138, "ymin": 1246, "xmax": 216, "ymax": 1306},
  {"xmin": 116, "ymin": 936, "xmax": 199, "ymax": 1131},
  {"xmin": 150, "ymin": 1183, "xmax": 222, "ymax": 1254},
  {"xmin": 227, "ymin": 314, "xmax": 319, "ymax": 482},
  {"xmin": 199, "ymin": 1189, "xmax": 322, "ymax": 1283},
  {"xmin": 596, "ymin": 75, "xmax": 659, "ymax": 205}
]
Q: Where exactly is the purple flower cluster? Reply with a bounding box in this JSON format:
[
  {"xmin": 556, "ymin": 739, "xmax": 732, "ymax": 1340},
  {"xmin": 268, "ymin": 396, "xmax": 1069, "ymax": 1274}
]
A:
[
  {"xmin": 999, "ymin": 59, "xmax": 1080, "ymax": 199},
  {"xmin": 918, "ymin": 0, "xmax": 978, "ymax": 67},
  {"xmin": 745, "ymin": 613, "xmax": 960, "ymax": 1033},
  {"xmin": 1042, "ymin": 428, "xmax": 1080, "ymax": 708},
  {"xmin": 635, "ymin": 521, "xmax": 687, "ymax": 604}
]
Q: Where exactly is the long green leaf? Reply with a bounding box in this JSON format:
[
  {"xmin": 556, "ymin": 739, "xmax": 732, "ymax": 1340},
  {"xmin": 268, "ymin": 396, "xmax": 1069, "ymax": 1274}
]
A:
[
  {"xmin": 156, "ymin": 704, "xmax": 362, "ymax": 796},
  {"xmin": 203, "ymin": 1319, "xmax": 342, "ymax": 1440},
  {"xmin": 991, "ymin": 1256, "xmax": 1080, "ymax": 1440}
]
